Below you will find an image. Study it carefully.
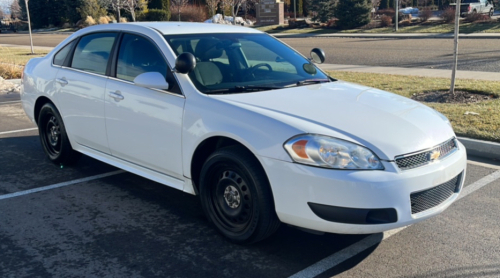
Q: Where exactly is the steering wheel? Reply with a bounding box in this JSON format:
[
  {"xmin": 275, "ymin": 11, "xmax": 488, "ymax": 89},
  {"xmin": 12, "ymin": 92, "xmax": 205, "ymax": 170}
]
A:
[{"xmin": 243, "ymin": 63, "xmax": 273, "ymax": 80}]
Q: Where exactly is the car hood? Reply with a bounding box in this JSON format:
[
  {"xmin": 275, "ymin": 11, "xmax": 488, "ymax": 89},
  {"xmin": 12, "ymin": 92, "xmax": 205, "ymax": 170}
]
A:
[{"xmin": 212, "ymin": 81, "xmax": 455, "ymax": 160}]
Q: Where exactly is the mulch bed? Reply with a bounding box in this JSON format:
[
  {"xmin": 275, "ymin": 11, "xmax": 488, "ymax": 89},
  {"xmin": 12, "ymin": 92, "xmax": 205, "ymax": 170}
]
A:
[{"xmin": 411, "ymin": 90, "xmax": 497, "ymax": 104}]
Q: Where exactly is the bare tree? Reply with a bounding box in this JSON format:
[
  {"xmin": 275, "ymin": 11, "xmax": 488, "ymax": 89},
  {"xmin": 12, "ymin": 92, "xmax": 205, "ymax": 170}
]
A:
[
  {"xmin": 0, "ymin": 7, "xmax": 4, "ymax": 19},
  {"xmin": 206, "ymin": 0, "xmax": 219, "ymax": 17},
  {"xmin": 123, "ymin": 0, "xmax": 142, "ymax": 22},
  {"xmin": 220, "ymin": 0, "xmax": 232, "ymax": 19},
  {"xmin": 229, "ymin": 0, "xmax": 246, "ymax": 24},
  {"xmin": 171, "ymin": 0, "xmax": 188, "ymax": 21},
  {"xmin": 10, "ymin": 0, "xmax": 21, "ymax": 19}
]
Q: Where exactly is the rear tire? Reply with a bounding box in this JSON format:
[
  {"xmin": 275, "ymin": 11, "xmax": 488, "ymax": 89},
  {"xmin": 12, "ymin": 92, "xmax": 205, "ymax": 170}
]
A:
[
  {"xmin": 199, "ymin": 146, "xmax": 280, "ymax": 244},
  {"xmin": 38, "ymin": 103, "xmax": 81, "ymax": 165}
]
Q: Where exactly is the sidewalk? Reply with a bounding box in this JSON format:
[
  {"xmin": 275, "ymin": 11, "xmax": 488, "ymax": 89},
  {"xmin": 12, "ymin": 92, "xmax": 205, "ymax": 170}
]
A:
[
  {"xmin": 319, "ymin": 64, "xmax": 500, "ymax": 82},
  {"xmin": 272, "ymin": 32, "xmax": 500, "ymax": 39}
]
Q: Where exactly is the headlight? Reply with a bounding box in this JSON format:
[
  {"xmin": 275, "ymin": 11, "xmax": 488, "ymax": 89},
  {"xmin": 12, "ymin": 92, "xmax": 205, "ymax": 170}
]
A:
[{"xmin": 284, "ymin": 135, "xmax": 384, "ymax": 170}]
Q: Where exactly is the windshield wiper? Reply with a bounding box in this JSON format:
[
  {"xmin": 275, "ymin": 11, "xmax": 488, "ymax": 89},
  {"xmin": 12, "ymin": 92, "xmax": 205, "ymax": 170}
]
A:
[
  {"xmin": 205, "ymin": 85, "xmax": 283, "ymax": 94},
  {"xmin": 294, "ymin": 79, "xmax": 331, "ymax": 87}
]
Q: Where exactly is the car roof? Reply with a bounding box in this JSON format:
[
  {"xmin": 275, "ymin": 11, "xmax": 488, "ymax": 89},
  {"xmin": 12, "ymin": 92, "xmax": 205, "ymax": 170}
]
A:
[{"xmin": 82, "ymin": 22, "xmax": 263, "ymax": 35}]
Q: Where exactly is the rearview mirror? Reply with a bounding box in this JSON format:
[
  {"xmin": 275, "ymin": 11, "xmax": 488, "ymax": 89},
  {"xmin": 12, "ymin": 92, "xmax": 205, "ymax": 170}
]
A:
[
  {"xmin": 175, "ymin": 52, "xmax": 196, "ymax": 74},
  {"xmin": 134, "ymin": 72, "xmax": 170, "ymax": 90},
  {"xmin": 310, "ymin": 48, "xmax": 326, "ymax": 64}
]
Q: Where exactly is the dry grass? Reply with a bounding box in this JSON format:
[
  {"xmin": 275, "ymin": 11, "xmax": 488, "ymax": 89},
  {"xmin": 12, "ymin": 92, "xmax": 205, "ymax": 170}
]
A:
[
  {"xmin": 327, "ymin": 71, "xmax": 500, "ymax": 143},
  {"xmin": 0, "ymin": 47, "xmax": 49, "ymax": 79}
]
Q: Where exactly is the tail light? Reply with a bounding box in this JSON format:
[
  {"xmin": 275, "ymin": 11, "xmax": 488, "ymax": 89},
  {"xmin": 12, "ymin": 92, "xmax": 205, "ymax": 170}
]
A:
[{"xmin": 468, "ymin": 6, "xmax": 471, "ymax": 12}]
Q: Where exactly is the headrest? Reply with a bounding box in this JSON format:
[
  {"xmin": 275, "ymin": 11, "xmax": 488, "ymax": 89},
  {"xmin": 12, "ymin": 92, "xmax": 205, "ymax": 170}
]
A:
[{"xmin": 195, "ymin": 38, "xmax": 223, "ymax": 61}]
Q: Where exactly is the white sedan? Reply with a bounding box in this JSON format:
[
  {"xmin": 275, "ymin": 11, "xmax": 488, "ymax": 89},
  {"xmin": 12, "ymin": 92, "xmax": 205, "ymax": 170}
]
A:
[{"xmin": 21, "ymin": 23, "xmax": 467, "ymax": 244}]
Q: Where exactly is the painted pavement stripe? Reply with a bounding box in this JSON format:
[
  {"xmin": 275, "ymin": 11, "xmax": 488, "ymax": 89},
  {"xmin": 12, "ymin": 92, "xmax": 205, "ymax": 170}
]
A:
[
  {"xmin": 0, "ymin": 127, "xmax": 38, "ymax": 135},
  {"xmin": 0, "ymin": 170, "xmax": 125, "ymax": 200}
]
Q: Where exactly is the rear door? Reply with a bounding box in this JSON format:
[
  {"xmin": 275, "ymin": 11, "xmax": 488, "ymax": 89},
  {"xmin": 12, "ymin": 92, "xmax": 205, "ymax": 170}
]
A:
[
  {"xmin": 55, "ymin": 32, "xmax": 117, "ymax": 154},
  {"xmin": 104, "ymin": 33, "xmax": 185, "ymax": 184}
]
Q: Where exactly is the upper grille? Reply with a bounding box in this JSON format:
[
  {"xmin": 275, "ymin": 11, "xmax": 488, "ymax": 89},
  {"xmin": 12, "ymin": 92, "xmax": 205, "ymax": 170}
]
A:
[
  {"xmin": 410, "ymin": 173, "xmax": 462, "ymax": 214},
  {"xmin": 395, "ymin": 139, "xmax": 457, "ymax": 171}
]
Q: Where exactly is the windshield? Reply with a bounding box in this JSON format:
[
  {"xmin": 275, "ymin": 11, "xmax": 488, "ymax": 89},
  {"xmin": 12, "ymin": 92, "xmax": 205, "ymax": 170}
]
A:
[{"xmin": 164, "ymin": 33, "xmax": 331, "ymax": 94}]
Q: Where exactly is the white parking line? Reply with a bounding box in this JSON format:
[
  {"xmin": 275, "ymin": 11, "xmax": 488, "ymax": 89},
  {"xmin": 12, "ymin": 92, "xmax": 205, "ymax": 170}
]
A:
[
  {"xmin": 0, "ymin": 127, "xmax": 38, "ymax": 135},
  {"xmin": 0, "ymin": 170, "xmax": 125, "ymax": 201},
  {"xmin": 288, "ymin": 170, "xmax": 500, "ymax": 278},
  {"xmin": 0, "ymin": 101, "xmax": 21, "ymax": 105}
]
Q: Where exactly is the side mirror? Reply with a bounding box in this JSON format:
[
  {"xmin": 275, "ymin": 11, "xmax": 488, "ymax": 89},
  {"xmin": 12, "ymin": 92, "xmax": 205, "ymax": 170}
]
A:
[
  {"xmin": 175, "ymin": 52, "xmax": 196, "ymax": 74},
  {"xmin": 310, "ymin": 48, "xmax": 326, "ymax": 64},
  {"xmin": 134, "ymin": 72, "xmax": 170, "ymax": 90}
]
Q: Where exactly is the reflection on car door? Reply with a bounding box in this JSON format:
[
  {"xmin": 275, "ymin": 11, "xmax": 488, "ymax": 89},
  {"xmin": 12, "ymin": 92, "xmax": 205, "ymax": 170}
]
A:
[
  {"xmin": 55, "ymin": 32, "xmax": 117, "ymax": 154},
  {"xmin": 104, "ymin": 33, "xmax": 185, "ymax": 185}
]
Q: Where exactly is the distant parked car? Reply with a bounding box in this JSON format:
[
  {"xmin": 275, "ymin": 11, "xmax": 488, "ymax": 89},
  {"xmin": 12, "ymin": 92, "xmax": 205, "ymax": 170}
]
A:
[
  {"xmin": 21, "ymin": 23, "xmax": 467, "ymax": 244},
  {"xmin": 450, "ymin": 0, "xmax": 494, "ymax": 17}
]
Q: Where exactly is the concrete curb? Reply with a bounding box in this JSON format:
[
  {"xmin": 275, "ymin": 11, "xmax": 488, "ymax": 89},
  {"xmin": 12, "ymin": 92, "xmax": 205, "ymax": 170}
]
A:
[
  {"xmin": 458, "ymin": 137, "xmax": 500, "ymax": 161},
  {"xmin": 6, "ymin": 79, "xmax": 21, "ymax": 85}
]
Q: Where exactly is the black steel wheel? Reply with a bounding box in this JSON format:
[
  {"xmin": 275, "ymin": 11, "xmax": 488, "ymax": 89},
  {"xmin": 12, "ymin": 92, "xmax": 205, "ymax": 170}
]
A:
[
  {"xmin": 38, "ymin": 103, "xmax": 81, "ymax": 165},
  {"xmin": 200, "ymin": 146, "xmax": 280, "ymax": 244}
]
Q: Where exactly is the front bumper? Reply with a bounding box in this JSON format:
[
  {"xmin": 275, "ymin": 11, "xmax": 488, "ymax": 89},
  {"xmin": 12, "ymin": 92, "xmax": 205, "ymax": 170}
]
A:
[{"xmin": 261, "ymin": 141, "xmax": 467, "ymax": 234}]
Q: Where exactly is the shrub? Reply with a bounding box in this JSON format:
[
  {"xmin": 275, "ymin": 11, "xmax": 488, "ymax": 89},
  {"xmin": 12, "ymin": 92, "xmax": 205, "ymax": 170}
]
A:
[
  {"xmin": 170, "ymin": 5, "xmax": 208, "ymax": 22},
  {"xmin": 0, "ymin": 63, "xmax": 22, "ymax": 79},
  {"xmin": 419, "ymin": 8, "xmax": 432, "ymax": 22},
  {"xmin": 84, "ymin": 16, "xmax": 96, "ymax": 26},
  {"xmin": 380, "ymin": 14, "xmax": 392, "ymax": 26},
  {"xmin": 138, "ymin": 9, "xmax": 171, "ymax": 21},
  {"xmin": 61, "ymin": 22, "xmax": 72, "ymax": 28},
  {"xmin": 98, "ymin": 16, "xmax": 109, "ymax": 24},
  {"xmin": 376, "ymin": 8, "xmax": 395, "ymax": 17},
  {"xmin": 119, "ymin": 17, "xmax": 128, "ymax": 23},
  {"xmin": 465, "ymin": 12, "xmax": 489, "ymax": 23},
  {"xmin": 334, "ymin": 0, "xmax": 371, "ymax": 29},
  {"xmin": 441, "ymin": 7, "xmax": 455, "ymax": 23}
]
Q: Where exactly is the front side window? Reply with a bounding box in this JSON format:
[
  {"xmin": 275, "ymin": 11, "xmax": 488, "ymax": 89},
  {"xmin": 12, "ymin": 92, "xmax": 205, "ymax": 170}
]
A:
[
  {"xmin": 53, "ymin": 40, "xmax": 75, "ymax": 66},
  {"xmin": 71, "ymin": 33, "xmax": 117, "ymax": 75},
  {"xmin": 116, "ymin": 34, "xmax": 168, "ymax": 82},
  {"xmin": 164, "ymin": 33, "xmax": 331, "ymax": 94}
]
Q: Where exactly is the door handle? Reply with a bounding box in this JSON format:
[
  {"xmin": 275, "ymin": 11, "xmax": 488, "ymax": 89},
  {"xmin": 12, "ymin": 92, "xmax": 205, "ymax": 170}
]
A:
[
  {"xmin": 109, "ymin": 91, "xmax": 124, "ymax": 101},
  {"xmin": 55, "ymin": 78, "xmax": 68, "ymax": 85}
]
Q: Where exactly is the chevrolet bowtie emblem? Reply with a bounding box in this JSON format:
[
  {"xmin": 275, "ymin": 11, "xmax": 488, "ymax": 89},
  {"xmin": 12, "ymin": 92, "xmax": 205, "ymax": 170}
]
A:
[{"xmin": 430, "ymin": 150, "xmax": 441, "ymax": 161}]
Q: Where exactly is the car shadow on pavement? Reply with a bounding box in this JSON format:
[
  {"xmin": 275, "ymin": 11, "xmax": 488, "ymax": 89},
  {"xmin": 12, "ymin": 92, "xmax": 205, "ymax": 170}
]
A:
[{"xmin": 0, "ymin": 135, "xmax": 380, "ymax": 278}]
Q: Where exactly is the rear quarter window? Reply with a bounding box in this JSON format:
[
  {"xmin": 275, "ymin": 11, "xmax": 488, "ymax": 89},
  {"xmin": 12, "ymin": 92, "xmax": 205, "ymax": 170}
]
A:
[{"xmin": 53, "ymin": 40, "xmax": 76, "ymax": 66}]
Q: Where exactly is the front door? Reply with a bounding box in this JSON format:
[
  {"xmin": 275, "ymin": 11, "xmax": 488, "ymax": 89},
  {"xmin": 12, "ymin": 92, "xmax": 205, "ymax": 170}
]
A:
[{"xmin": 104, "ymin": 33, "xmax": 185, "ymax": 182}]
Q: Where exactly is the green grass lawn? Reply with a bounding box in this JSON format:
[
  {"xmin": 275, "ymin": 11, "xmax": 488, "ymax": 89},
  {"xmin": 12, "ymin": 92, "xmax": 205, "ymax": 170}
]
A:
[
  {"xmin": 0, "ymin": 47, "xmax": 48, "ymax": 79},
  {"xmin": 256, "ymin": 21, "xmax": 500, "ymax": 34},
  {"xmin": 327, "ymin": 71, "xmax": 500, "ymax": 143}
]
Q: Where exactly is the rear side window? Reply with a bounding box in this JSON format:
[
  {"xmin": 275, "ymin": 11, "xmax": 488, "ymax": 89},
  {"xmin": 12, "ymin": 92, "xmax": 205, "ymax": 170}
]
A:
[
  {"xmin": 71, "ymin": 33, "xmax": 117, "ymax": 75},
  {"xmin": 116, "ymin": 34, "xmax": 167, "ymax": 82},
  {"xmin": 53, "ymin": 40, "xmax": 75, "ymax": 66}
]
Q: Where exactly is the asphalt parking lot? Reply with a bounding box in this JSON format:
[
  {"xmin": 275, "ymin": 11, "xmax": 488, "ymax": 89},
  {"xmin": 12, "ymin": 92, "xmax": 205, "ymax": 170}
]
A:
[{"xmin": 1, "ymin": 91, "xmax": 500, "ymax": 278}]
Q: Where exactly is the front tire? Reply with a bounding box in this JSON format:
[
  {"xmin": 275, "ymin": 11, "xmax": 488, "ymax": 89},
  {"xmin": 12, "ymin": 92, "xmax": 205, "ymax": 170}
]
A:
[
  {"xmin": 38, "ymin": 103, "xmax": 81, "ymax": 165},
  {"xmin": 199, "ymin": 146, "xmax": 280, "ymax": 244}
]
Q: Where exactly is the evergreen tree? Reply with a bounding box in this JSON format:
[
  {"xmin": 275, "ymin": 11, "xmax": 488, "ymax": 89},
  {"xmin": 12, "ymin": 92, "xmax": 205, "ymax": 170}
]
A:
[
  {"xmin": 334, "ymin": 0, "xmax": 371, "ymax": 29},
  {"xmin": 76, "ymin": 0, "xmax": 107, "ymax": 21},
  {"xmin": 379, "ymin": 0, "xmax": 389, "ymax": 9},
  {"xmin": 388, "ymin": 0, "xmax": 394, "ymax": 9},
  {"xmin": 149, "ymin": 0, "xmax": 170, "ymax": 10},
  {"xmin": 309, "ymin": 0, "xmax": 334, "ymax": 22}
]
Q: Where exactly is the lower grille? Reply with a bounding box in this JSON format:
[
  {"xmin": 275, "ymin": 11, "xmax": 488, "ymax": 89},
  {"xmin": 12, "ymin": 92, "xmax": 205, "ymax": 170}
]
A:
[{"xmin": 410, "ymin": 173, "xmax": 462, "ymax": 214}]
